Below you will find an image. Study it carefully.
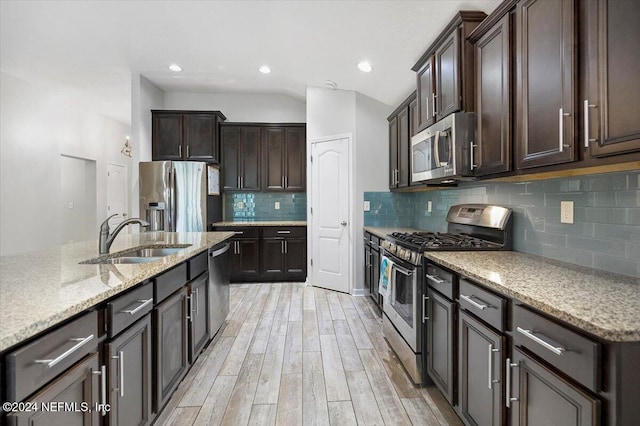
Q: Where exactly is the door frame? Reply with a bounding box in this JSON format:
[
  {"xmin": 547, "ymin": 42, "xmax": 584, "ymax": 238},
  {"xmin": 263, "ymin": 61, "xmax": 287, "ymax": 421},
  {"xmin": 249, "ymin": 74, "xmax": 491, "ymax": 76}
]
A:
[
  {"xmin": 308, "ymin": 133, "xmax": 354, "ymax": 294},
  {"xmin": 107, "ymin": 162, "xmax": 129, "ymax": 227}
]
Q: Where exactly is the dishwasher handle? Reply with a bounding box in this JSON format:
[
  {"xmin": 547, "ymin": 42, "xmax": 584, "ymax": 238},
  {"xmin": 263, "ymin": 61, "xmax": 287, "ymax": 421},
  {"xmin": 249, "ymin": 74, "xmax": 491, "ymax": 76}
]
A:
[{"xmin": 210, "ymin": 243, "xmax": 230, "ymax": 257}]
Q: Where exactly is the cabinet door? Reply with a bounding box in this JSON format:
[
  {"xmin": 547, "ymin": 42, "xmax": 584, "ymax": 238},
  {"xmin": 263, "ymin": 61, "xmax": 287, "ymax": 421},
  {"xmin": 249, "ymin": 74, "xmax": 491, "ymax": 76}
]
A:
[
  {"xmin": 509, "ymin": 347, "xmax": 600, "ymax": 426},
  {"xmin": 475, "ymin": 14, "xmax": 512, "ymax": 176},
  {"xmin": 417, "ymin": 56, "xmax": 436, "ymax": 130},
  {"xmin": 188, "ymin": 274, "xmax": 209, "ymax": 361},
  {"xmin": 107, "ymin": 315, "xmax": 152, "ymax": 426},
  {"xmin": 263, "ymin": 127, "xmax": 285, "ymax": 191},
  {"xmin": 152, "ymin": 113, "xmax": 183, "ymax": 160},
  {"xmin": 154, "ymin": 287, "xmax": 189, "ymax": 412},
  {"xmin": 364, "ymin": 243, "xmax": 372, "ymax": 295},
  {"xmin": 11, "ymin": 353, "xmax": 100, "ymax": 426},
  {"xmin": 426, "ymin": 288, "xmax": 456, "ymax": 405},
  {"xmin": 397, "ymin": 107, "xmax": 410, "ymax": 188},
  {"xmin": 409, "ymin": 97, "xmax": 418, "ymax": 137},
  {"xmin": 285, "ymin": 237, "xmax": 307, "ymax": 279},
  {"xmin": 262, "ymin": 237, "xmax": 285, "ymax": 279},
  {"xmin": 458, "ymin": 310, "xmax": 504, "ymax": 426},
  {"xmin": 284, "ymin": 126, "xmax": 306, "ymax": 192},
  {"xmin": 516, "ymin": 0, "xmax": 575, "ymax": 169},
  {"xmin": 185, "ymin": 114, "xmax": 218, "ymax": 162},
  {"xmin": 371, "ymin": 248, "xmax": 381, "ymax": 306},
  {"xmin": 240, "ymin": 127, "xmax": 261, "ymax": 191},
  {"xmin": 388, "ymin": 116, "xmax": 399, "ymax": 188},
  {"xmin": 584, "ymin": 0, "xmax": 640, "ymax": 157},
  {"xmin": 238, "ymin": 238, "xmax": 261, "ymax": 279},
  {"xmin": 221, "ymin": 126, "xmax": 241, "ymax": 190},
  {"xmin": 436, "ymin": 30, "xmax": 461, "ymax": 120}
]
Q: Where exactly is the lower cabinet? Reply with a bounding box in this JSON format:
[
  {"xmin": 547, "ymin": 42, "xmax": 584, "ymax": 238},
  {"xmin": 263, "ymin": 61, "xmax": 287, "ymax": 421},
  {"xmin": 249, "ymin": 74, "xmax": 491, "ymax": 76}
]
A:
[
  {"xmin": 363, "ymin": 231, "xmax": 382, "ymax": 308},
  {"xmin": 508, "ymin": 347, "xmax": 600, "ymax": 426},
  {"xmin": 229, "ymin": 237, "xmax": 261, "ymax": 281},
  {"xmin": 426, "ymin": 287, "xmax": 456, "ymax": 405},
  {"xmin": 458, "ymin": 310, "xmax": 504, "ymax": 426},
  {"xmin": 107, "ymin": 315, "xmax": 152, "ymax": 426},
  {"xmin": 188, "ymin": 273, "xmax": 209, "ymax": 362},
  {"xmin": 154, "ymin": 287, "xmax": 190, "ymax": 412}
]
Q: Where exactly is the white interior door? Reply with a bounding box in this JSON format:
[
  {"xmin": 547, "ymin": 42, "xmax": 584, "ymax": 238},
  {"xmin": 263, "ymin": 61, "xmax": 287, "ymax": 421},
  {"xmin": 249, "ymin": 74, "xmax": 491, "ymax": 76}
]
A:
[
  {"xmin": 311, "ymin": 136, "xmax": 350, "ymax": 293},
  {"xmin": 107, "ymin": 163, "xmax": 128, "ymax": 228}
]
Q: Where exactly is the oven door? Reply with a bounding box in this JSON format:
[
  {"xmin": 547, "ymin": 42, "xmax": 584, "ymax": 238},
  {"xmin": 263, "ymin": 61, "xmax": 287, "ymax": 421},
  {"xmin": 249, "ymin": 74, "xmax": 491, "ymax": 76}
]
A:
[
  {"xmin": 383, "ymin": 254, "xmax": 422, "ymax": 352},
  {"xmin": 411, "ymin": 125, "xmax": 453, "ymax": 182}
]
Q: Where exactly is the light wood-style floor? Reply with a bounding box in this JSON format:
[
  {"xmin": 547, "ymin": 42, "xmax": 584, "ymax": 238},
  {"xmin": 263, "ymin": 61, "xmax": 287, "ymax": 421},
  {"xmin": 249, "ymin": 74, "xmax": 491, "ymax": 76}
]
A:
[{"xmin": 157, "ymin": 283, "xmax": 463, "ymax": 426}]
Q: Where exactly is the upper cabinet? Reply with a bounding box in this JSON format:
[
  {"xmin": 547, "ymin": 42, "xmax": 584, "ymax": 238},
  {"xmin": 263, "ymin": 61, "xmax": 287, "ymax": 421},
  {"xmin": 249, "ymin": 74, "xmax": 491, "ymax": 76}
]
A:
[
  {"xmin": 221, "ymin": 123, "xmax": 306, "ymax": 193},
  {"xmin": 471, "ymin": 13, "xmax": 512, "ymax": 176},
  {"xmin": 152, "ymin": 110, "xmax": 226, "ymax": 162},
  {"xmin": 515, "ymin": 0, "xmax": 576, "ymax": 169},
  {"xmin": 388, "ymin": 92, "xmax": 417, "ymax": 190},
  {"xmin": 582, "ymin": 0, "xmax": 640, "ymax": 158},
  {"xmin": 412, "ymin": 11, "xmax": 487, "ymax": 133}
]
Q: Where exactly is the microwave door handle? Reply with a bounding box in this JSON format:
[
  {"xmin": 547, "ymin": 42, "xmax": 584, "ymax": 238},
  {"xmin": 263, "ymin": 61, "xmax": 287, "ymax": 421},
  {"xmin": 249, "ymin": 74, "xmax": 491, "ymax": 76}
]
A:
[{"xmin": 433, "ymin": 131, "xmax": 441, "ymax": 166}]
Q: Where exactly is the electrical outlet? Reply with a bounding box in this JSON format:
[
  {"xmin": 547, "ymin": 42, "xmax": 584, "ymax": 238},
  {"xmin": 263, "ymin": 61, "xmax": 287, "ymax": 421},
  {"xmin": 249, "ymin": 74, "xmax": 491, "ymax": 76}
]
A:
[
  {"xmin": 236, "ymin": 201, "xmax": 244, "ymax": 209},
  {"xmin": 560, "ymin": 201, "xmax": 574, "ymax": 224},
  {"xmin": 275, "ymin": 201, "xmax": 280, "ymax": 210},
  {"xmin": 68, "ymin": 201, "xmax": 74, "ymax": 209},
  {"xmin": 364, "ymin": 201, "xmax": 371, "ymax": 212},
  {"xmin": 427, "ymin": 201, "xmax": 432, "ymax": 213}
]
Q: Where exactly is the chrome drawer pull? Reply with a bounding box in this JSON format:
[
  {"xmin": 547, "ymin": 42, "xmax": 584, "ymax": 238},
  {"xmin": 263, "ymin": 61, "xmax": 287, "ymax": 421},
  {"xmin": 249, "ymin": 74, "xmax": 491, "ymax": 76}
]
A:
[
  {"xmin": 277, "ymin": 230, "xmax": 291, "ymax": 234},
  {"xmin": 425, "ymin": 274, "xmax": 444, "ymax": 284},
  {"xmin": 234, "ymin": 231, "xmax": 244, "ymax": 235},
  {"xmin": 516, "ymin": 327, "xmax": 565, "ymax": 355},
  {"xmin": 35, "ymin": 334, "xmax": 95, "ymax": 368},
  {"xmin": 505, "ymin": 358, "xmax": 519, "ymax": 408},
  {"xmin": 460, "ymin": 294, "xmax": 490, "ymax": 310},
  {"xmin": 92, "ymin": 364, "xmax": 107, "ymax": 416},
  {"xmin": 488, "ymin": 344, "xmax": 500, "ymax": 390},
  {"xmin": 121, "ymin": 298, "xmax": 153, "ymax": 315}
]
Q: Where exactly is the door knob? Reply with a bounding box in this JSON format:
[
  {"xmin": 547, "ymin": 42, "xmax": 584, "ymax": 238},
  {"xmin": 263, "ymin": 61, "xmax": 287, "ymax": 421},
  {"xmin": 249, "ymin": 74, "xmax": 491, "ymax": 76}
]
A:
[{"xmin": 341, "ymin": 221, "xmax": 347, "ymax": 226}]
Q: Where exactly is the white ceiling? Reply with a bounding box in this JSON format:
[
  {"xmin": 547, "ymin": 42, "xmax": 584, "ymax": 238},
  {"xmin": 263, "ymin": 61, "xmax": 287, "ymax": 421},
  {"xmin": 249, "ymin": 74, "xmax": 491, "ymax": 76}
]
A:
[{"xmin": 0, "ymin": 0, "xmax": 501, "ymax": 123}]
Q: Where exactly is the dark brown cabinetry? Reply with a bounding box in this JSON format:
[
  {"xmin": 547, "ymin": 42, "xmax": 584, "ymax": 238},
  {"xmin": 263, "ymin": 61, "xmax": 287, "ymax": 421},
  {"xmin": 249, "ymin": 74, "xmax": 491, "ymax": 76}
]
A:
[
  {"xmin": 582, "ymin": 0, "xmax": 640, "ymax": 158},
  {"xmin": 187, "ymin": 273, "xmax": 209, "ymax": 362},
  {"xmin": 516, "ymin": 0, "xmax": 576, "ymax": 169},
  {"xmin": 153, "ymin": 287, "xmax": 189, "ymax": 412},
  {"xmin": 107, "ymin": 315, "xmax": 152, "ymax": 426},
  {"xmin": 363, "ymin": 231, "xmax": 382, "ymax": 308},
  {"xmin": 221, "ymin": 125, "xmax": 261, "ymax": 191},
  {"xmin": 472, "ymin": 13, "xmax": 512, "ymax": 176},
  {"xmin": 426, "ymin": 287, "xmax": 456, "ymax": 405},
  {"xmin": 228, "ymin": 228, "xmax": 261, "ymax": 282},
  {"xmin": 152, "ymin": 111, "xmax": 226, "ymax": 162},
  {"xmin": 263, "ymin": 126, "xmax": 306, "ymax": 192},
  {"xmin": 388, "ymin": 92, "xmax": 416, "ymax": 189},
  {"xmin": 413, "ymin": 11, "xmax": 486, "ymax": 133}
]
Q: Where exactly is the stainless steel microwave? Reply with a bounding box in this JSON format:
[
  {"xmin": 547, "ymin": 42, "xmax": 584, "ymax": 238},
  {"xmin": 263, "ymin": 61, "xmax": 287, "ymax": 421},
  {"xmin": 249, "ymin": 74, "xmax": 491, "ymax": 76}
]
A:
[{"xmin": 411, "ymin": 112, "xmax": 475, "ymax": 183}]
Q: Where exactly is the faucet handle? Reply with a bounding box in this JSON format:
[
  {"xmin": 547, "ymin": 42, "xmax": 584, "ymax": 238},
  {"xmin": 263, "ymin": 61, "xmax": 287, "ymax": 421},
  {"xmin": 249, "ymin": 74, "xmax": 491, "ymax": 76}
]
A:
[{"xmin": 100, "ymin": 214, "xmax": 119, "ymax": 232}]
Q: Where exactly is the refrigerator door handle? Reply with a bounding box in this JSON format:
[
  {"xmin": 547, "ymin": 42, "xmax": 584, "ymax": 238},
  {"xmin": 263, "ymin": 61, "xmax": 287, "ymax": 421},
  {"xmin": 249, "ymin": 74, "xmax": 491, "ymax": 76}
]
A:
[
  {"xmin": 170, "ymin": 166, "xmax": 177, "ymax": 232},
  {"xmin": 167, "ymin": 167, "xmax": 173, "ymax": 232}
]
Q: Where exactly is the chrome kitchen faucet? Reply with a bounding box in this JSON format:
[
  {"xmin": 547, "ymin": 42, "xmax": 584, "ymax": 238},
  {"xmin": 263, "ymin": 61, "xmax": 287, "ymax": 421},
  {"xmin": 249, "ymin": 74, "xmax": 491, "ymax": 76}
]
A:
[{"xmin": 99, "ymin": 214, "xmax": 150, "ymax": 254}]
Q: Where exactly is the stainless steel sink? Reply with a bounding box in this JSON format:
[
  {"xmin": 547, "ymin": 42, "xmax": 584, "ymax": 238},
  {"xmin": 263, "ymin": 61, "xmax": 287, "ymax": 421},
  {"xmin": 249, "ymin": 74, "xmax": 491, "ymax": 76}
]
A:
[{"xmin": 80, "ymin": 244, "xmax": 191, "ymax": 264}]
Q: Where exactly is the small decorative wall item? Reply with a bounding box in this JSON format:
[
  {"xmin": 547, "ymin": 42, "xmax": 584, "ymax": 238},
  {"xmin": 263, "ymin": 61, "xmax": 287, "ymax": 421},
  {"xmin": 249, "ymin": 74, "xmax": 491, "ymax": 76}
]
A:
[
  {"xmin": 121, "ymin": 136, "xmax": 132, "ymax": 158},
  {"xmin": 208, "ymin": 165, "xmax": 220, "ymax": 195}
]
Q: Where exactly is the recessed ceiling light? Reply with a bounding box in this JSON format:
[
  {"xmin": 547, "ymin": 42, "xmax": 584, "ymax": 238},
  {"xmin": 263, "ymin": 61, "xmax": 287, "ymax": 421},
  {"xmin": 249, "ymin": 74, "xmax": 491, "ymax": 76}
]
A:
[
  {"xmin": 357, "ymin": 61, "xmax": 373, "ymax": 73},
  {"xmin": 168, "ymin": 64, "xmax": 182, "ymax": 72},
  {"xmin": 259, "ymin": 65, "xmax": 271, "ymax": 74}
]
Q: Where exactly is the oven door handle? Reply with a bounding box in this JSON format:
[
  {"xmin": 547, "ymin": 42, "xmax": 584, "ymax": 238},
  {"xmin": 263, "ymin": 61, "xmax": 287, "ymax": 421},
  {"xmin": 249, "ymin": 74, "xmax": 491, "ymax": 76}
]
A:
[{"xmin": 393, "ymin": 264, "xmax": 414, "ymax": 276}]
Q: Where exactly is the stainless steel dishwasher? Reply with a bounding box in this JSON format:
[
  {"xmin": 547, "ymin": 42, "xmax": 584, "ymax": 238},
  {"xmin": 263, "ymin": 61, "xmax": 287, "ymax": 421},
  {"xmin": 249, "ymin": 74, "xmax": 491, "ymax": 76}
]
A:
[{"xmin": 208, "ymin": 241, "xmax": 230, "ymax": 337}]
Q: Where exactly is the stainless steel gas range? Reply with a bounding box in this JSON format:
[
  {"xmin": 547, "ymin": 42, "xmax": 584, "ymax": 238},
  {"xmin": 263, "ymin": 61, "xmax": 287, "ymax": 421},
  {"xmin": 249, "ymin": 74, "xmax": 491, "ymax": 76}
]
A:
[{"xmin": 380, "ymin": 204, "xmax": 513, "ymax": 385}]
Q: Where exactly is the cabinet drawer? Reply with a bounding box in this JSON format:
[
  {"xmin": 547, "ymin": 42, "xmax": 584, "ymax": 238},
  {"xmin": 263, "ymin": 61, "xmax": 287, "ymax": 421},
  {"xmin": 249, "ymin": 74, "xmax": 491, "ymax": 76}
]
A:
[
  {"xmin": 425, "ymin": 263, "xmax": 456, "ymax": 300},
  {"xmin": 459, "ymin": 279, "xmax": 506, "ymax": 332},
  {"xmin": 513, "ymin": 304, "xmax": 601, "ymax": 392},
  {"xmin": 215, "ymin": 227, "xmax": 260, "ymax": 239},
  {"xmin": 262, "ymin": 226, "xmax": 306, "ymax": 238},
  {"xmin": 107, "ymin": 282, "xmax": 154, "ymax": 338},
  {"xmin": 154, "ymin": 263, "xmax": 188, "ymax": 304},
  {"xmin": 188, "ymin": 251, "xmax": 208, "ymax": 280},
  {"xmin": 6, "ymin": 310, "xmax": 98, "ymax": 402}
]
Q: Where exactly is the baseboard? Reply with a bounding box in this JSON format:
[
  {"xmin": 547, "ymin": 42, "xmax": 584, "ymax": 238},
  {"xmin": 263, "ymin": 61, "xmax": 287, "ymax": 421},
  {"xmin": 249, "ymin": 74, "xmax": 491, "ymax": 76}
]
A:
[{"xmin": 350, "ymin": 288, "xmax": 366, "ymax": 297}]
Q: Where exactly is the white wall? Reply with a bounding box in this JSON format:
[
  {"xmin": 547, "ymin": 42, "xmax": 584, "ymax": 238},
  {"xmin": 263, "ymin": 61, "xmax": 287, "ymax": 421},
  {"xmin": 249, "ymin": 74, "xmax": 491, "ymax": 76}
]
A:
[
  {"xmin": 164, "ymin": 92, "xmax": 306, "ymax": 122},
  {"xmin": 306, "ymin": 86, "xmax": 391, "ymax": 293},
  {"xmin": 0, "ymin": 72, "xmax": 130, "ymax": 256}
]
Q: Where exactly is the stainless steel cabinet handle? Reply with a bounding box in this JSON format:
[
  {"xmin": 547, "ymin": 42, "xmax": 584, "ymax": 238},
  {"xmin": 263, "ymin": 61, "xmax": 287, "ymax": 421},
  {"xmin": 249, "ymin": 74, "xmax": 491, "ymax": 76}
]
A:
[
  {"xmin": 432, "ymin": 93, "xmax": 437, "ymax": 115},
  {"xmin": 516, "ymin": 327, "xmax": 566, "ymax": 355},
  {"xmin": 119, "ymin": 350, "xmax": 125, "ymax": 397},
  {"xmin": 282, "ymin": 176, "xmax": 285, "ymax": 188},
  {"xmin": 488, "ymin": 345, "xmax": 500, "ymax": 390},
  {"xmin": 186, "ymin": 145, "xmax": 190, "ymax": 158},
  {"xmin": 236, "ymin": 241, "xmax": 240, "ymax": 254},
  {"xmin": 559, "ymin": 108, "xmax": 570, "ymax": 152},
  {"xmin": 281, "ymin": 240, "xmax": 285, "ymax": 254},
  {"xmin": 470, "ymin": 142, "xmax": 477, "ymax": 170},
  {"xmin": 35, "ymin": 334, "xmax": 95, "ymax": 368},
  {"xmin": 186, "ymin": 295, "xmax": 192, "ymax": 322},
  {"xmin": 506, "ymin": 358, "xmax": 519, "ymax": 408},
  {"xmin": 195, "ymin": 288, "xmax": 199, "ymax": 316},
  {"xmin": 179, "ymin": 145, "xmax": 182, "ymax": 158},
  {"xmin": 583, "ymin": 100, "xmax": 597, "ymax": 148},
  {"xmin": 285, "ymin": 240, "xmax": 288, "ymax": 254},
  {"xmin": 277, "ymin": 230, "xmax": 291, "ymax": 234},
  {"xmin": 234, "ymin": 231, "xmax": 244, "ymax": 235},
  {"xmin": 285, "ymin": 176, "xmax": 288, "ymax": 188},
  {"xmin": 422, "ymin": 295, "xmax": 429, "ymax": 323},
  {"xmin": 241, "ymin": 176, "xmax": 244, "ymax": 188},
  {"xmin": 92, "ymin": 364, "xmax": 107, "ymax": 416},
  {"xmin": 460, "ymin": 294, "xmax": 490, "ymax": 311},
  {"xmin": 121, "ymin": 298, "xmax": 153, "ymax": 315},
  {"xmin": 425, "ymin": 95, "xmax": 430, "ymax": 118},
  {"xmin": 425, "ymin": 274, "xmax": 444, "ymax": 284}
]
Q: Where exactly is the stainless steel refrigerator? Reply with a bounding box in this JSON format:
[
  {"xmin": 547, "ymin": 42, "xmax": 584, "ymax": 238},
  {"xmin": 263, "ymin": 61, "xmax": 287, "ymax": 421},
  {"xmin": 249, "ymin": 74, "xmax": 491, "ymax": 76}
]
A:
[{"xmin": 139, "ymin": 161, "xmax": 221, "ymax": 232}]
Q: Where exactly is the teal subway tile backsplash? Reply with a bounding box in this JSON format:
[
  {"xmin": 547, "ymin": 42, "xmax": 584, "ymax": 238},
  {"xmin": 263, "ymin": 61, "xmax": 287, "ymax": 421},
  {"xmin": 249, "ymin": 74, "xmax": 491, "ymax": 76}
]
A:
[
  {"xmin": 224, "ymin": 192, "xmax": 306, "ymax": 221},
  {"xmin": 364, "ymin": 170, "xmax": 640, "ymax": 277}
]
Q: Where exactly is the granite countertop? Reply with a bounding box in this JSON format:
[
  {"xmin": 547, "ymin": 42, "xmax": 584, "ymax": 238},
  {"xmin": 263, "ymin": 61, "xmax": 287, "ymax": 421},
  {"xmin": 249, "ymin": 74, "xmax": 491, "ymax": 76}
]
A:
[
  {"xmin": 0, "ymin": 231, "xmax": 234, "ymax": 352},
  {"xmin": 213, "ymin": 220, "xmax": 307, "ymax": 227},
  {"xmin": 424, "ymin": 251, "xmax": 640, "ymax": 342},
  {"xmin": 364, "ymin": 226, "xmax": 423, "ymax": 240}
]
